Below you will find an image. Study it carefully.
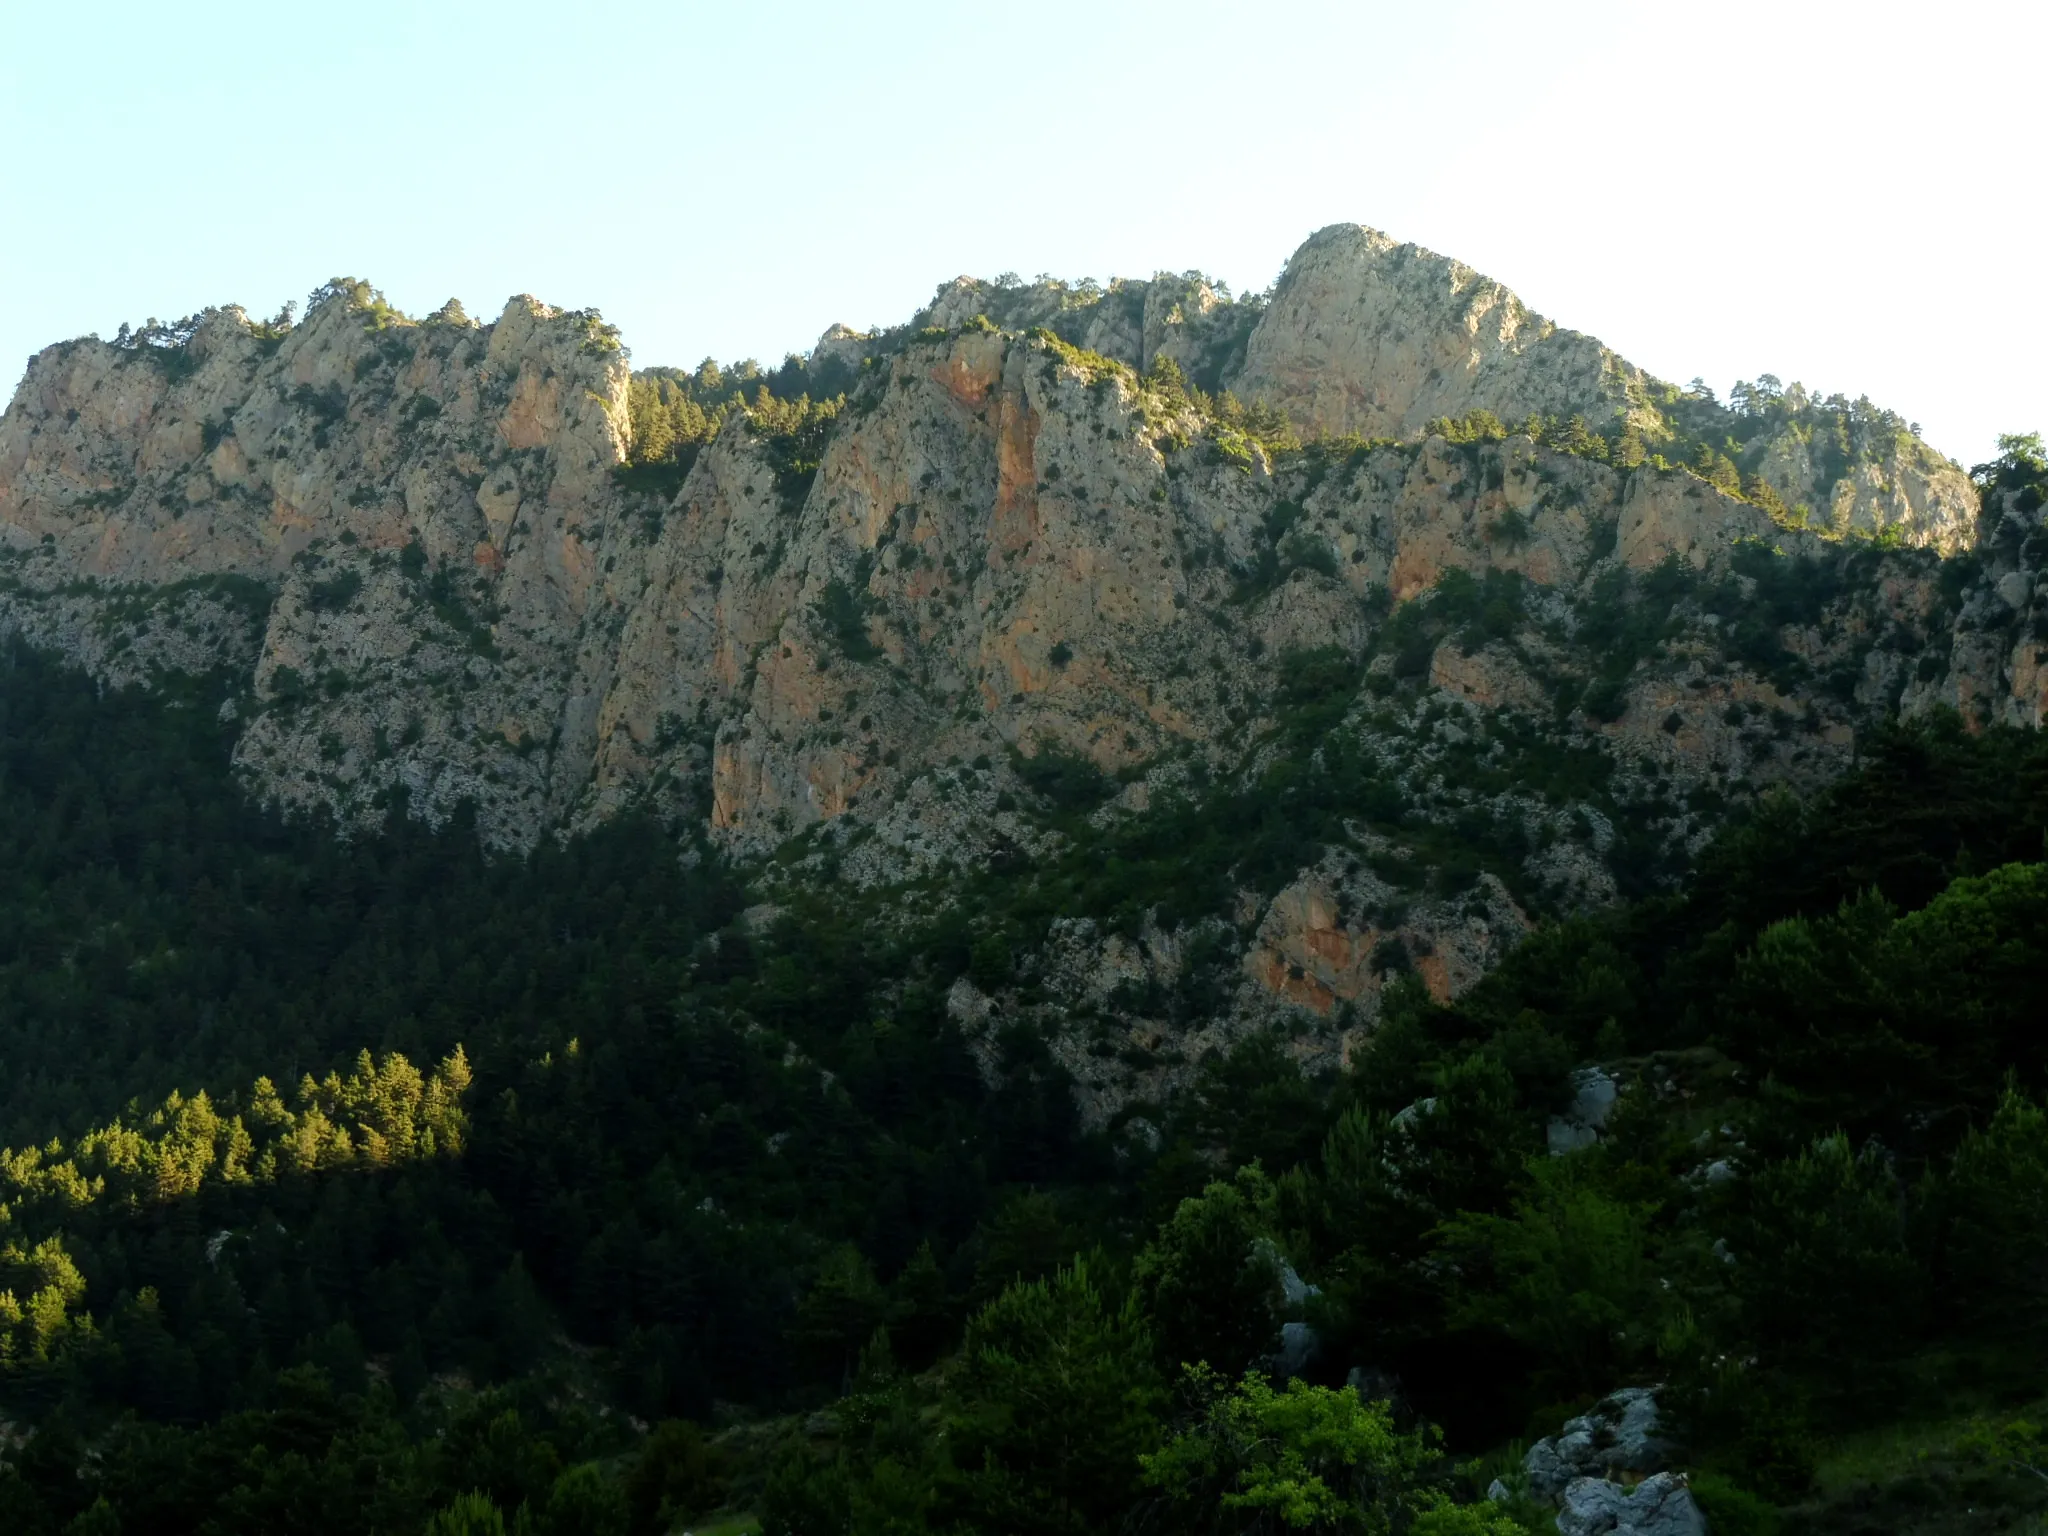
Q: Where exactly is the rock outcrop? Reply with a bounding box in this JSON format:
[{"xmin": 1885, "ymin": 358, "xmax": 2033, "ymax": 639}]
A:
[
  {"xmin": 1548, "ymin": 1068, "xmax": 1620, "ymax": 1155},
  {"xmin": 0, "ymin": 227, "xmax": 2032, "ymax": 1117},
  {"xmin": 1526, "ymin": 1391, "xmax": 1706, "ymax": 1536},
  {"xmin": 914, "ymin": 225, "xmax": 1981, "ymax": 553},
  {"xmin": 1526, "ymin": 1388, "xmax": 1670, "ymax": 1500},
  {"xmin": 1556, "ymin": 1473, "xmax": 1707, "ymax": 1536},
  {"xmin": 1233, "ymin": 224, "xmax": 1649, "ymax": 443},
  {"xmin": 0, "ymin": 286, "xmax": 632, "ymax": 848}
]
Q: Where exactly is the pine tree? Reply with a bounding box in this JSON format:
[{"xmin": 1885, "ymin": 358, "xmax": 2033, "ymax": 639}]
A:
[{"xmin": 426, "ymin": 1491, "xmax": 506, "ymax": 1536}]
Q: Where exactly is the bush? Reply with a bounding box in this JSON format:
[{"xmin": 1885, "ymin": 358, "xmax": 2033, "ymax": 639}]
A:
[
  {"xmin": 625, "ymin": 1422, "xmax": 727, "ymax": 1535},
  {"xmin": 1688, "ymin": 1473, "xmax": 1781, "ymax": 1536},
  {"xmin": 307, "ymin": 569, "xmax": 362, "ymax": 613},
  {"xmin": 968, "ymin": 932, "xmax": 1013, "ymax": 991},
  {"xmin": 1142, "ymin": 1367, "xmax": 1429, "ymax": 1534},
  {"xmin": 1581, "ymin": 677, "xmax": 1628, "ymax": 722},
  {"xmin": 1412, "ymin": 1496, "xmax": 1545, "ymax": 1534},
  {"xmin": 425, "ymin": 1492, "xmax": 506, "ymax": 1536},
  {"xmin": 817, "ymin": 577, "xmax": 880, "ymax": 662},
  {"xmin": 1428, "ymin": 411, "xmax": 1509, "ymax": 444},
  {"xmin": 1485, "ymin": 508, "xmax": 1531, "ymax": 548},
  {"xmin": 1014, "ymin": 743, "xmax": 1110, "ymax": 813}
]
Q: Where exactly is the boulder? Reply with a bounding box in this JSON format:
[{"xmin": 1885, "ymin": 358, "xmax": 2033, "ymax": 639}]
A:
[
  {"xmin": 1275, "ymin": 1319, "xmax": 1320, "ymax": 1377},
  {"xmin": 1548, "ymin": 1067, "xmax": 1619, "ymax": 1155},
  {"xmin": 1390, "ymin": 1096, "xmax": 1440, "ymax": 1132},
  {"xmin": 1525, "ymin": 1387, "xmax": 1668, "ymax": 1500},
  {"xmin": 1259, "ymin": 1246, "xmax": 1323, "ymax": 1377},
  {"xmin": 1556, "ymin": 1472, "xmax": 1706, "ymax": 1536}
]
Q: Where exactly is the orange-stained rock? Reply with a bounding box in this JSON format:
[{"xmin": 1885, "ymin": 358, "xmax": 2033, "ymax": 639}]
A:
[{"xmin": 2, "ymin": 232, "xmax": 2036, "ymax": 1127}]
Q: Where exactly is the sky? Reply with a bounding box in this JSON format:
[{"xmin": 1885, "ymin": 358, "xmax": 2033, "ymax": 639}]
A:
[{"xmin": 1, "ymin": 0, "xmax": 2040, "ymax": 467}]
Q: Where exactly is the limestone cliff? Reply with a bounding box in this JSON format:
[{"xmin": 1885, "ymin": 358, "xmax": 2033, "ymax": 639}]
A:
[
  {"xmin": 910, "ymin": 225, "xmax": 1978, "ymax": 552},
  {"xmin": 1, "ymin": 229, "xmax": 2035, "ymax": 1118},
  {"xmin": 0, "ymin": 284, "xmax": 632, "ymax": 846},
  {"xmin": 1233, "ymin": 224, "xmax": 1646, "ymax": 442}
]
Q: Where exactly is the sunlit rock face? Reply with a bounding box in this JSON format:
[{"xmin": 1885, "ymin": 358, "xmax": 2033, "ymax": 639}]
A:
[{"xmin": 2, "ymin": 228, "xmax": 2029, "ymax": 1114}]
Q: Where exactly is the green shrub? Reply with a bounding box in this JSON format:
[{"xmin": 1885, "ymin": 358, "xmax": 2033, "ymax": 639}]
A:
[
  {"xmin": 1581, "ymin": 677, "xmax": 1627, "ymax": 721},
  {"xmin": 1485, "ymin": 508, "xmax": 1531, "ymax": 548},
  {"xmin": 1142, "ymin": 1366, "xmax": 1429, "ymax": 1533},
  {"xmin": 425, "ymin": 1491, "xmax": 507, "ymax": 1536},
  {"xmin": 1428, "ymin": 410, "xmax": 1509, "ymax": 444},
  {"xmin": 1726, "ymin": 1134, "xmax": 1920, "ymax": 1392},
  {"xmin": 1436, "ymin": 1161, "xmax": 1662, "ymax": 1397},
  {"xmin": 1689, "ymin": 1473, "xmax": 1781, "ymax": 1536},
  {"xmin": 968, "ymin": 932, "xmax": 1013, "ymax": 990},
  {"xmin": 1013, "ymin": 743, "xmax": 1110, "ymax": 813},
  {"xmin": 817, "ymin": 577, "xmax": 880, "ymax": 662},
  {"xmin": 307, "ymin": 569, "xmax": 362, "ymax": 613}
]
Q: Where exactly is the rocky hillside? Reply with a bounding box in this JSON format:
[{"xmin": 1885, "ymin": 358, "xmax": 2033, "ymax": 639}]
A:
[{"xmin": 3, "ymin": 226, "xmax": 2040, "ymax": 1115}]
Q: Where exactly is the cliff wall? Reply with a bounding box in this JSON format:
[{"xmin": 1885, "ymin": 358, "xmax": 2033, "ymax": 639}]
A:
[{"xmin": 2, "ymin": 231, "xmax": 2036, "ymax": 1117}]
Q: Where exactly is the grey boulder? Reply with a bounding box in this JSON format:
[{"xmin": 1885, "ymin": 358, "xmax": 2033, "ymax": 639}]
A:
[
  {"xmin": 1525, "ymin": 1387, "xmax": 1668, "ymax": 1500},
  {"xmin": 1548, "ymin": 1068, "xmax": 1620, "ymax": 1155},
  {"xmin": 1556, "ymin": 1472, "xmax": 1706, "ymax": 1536}
]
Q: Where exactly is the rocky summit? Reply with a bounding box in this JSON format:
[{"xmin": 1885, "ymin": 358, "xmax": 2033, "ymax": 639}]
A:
[{"xmin": 2, "ymin": 226, "xmax": 2041, "ymax": 1115}]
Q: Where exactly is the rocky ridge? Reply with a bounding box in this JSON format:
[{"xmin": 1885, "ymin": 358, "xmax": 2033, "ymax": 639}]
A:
[{"xmin": 3, "ymin": 227, "xmax": 2041, "ymax": 1117}]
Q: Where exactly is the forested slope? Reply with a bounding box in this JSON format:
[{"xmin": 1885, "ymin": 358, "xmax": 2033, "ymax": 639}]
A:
[{"xmin": 1, "ymin": 622, "xmax": 2046, "ymax": 1532}]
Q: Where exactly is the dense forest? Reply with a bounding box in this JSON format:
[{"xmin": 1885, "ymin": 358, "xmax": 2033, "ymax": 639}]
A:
[{"xmin": 0, "ymin": 444, "xmax": 2044, "ymax": 1534}]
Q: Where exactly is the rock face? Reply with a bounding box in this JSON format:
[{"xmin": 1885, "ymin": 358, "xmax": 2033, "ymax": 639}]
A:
[
  {"xmin": 928, "ymin": 225, "xmax": 1981, "ymax": 553},
  {"xmin": 0, "ymin": 227, "xmax": 2034, "ymax": 1115},
  {"xmin": 0, "ymin": 287, "xmax": 633, "ymax": 848},
  {"xmin": 1234, "ymin": 225, "xmax": 1648, "ymax": 443},
  {"xmin": 1752, "ymin": 417, "xmax": 1979, "ymax": 550},
  {"xmin": 918, "ymin": 269, "xmax": 1252, "ymax": 387},
  {"xmin": 1914, "ymin": 474, "xmax": 2048, "ymax": 730}
]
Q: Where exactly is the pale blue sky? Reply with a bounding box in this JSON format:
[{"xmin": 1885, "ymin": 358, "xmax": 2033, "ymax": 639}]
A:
[{"xmin": 2, "ymin": 1, "xmax": 2039, "ymax": 465}]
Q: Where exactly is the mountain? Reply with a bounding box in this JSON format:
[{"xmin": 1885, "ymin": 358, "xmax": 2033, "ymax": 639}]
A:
[
  {"xmin": 2, "ymin": 226, "xmax": 2047, "ymax": 1535},
  {"xmin": 1, "ymin": 227, "xmax": 2040, "ymax": 1123}
]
